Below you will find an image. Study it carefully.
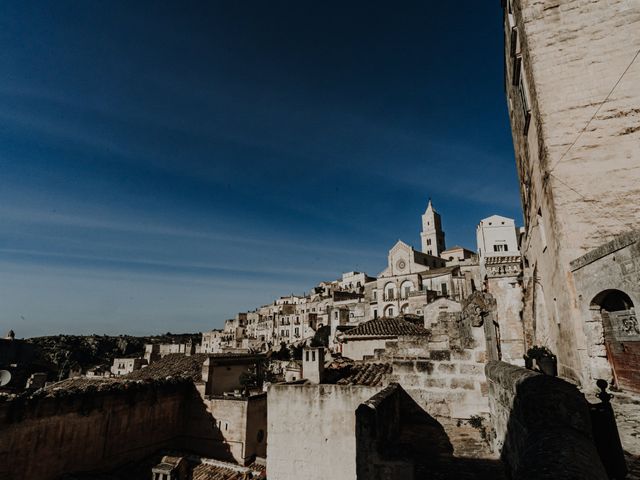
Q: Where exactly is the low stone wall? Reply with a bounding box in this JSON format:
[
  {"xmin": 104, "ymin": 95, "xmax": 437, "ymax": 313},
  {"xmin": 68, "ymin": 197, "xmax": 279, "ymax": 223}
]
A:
[
  {"xmin": 356, "ymin": 384, "xmax": 413, "ymax": 479},
  {"xmin": 485, "ymin": 361, "xmax": 608, "ymax": 480},
  {"xmin": 0, "ymin": 379, "xmax": 192, "ymax": 480},
  {"xmin": 267, "ymin": 383, "xmax": 380, "ymax": 480},
  {"xmin": 374, "ymin": 324, "xmax": 489, "ymax": 419}
]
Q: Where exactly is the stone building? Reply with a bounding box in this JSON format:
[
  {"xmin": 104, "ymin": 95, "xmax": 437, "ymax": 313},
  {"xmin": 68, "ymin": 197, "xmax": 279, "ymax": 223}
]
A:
[
  {"xmin": 0, "ymin": 352, "xmax": 268, "ymax": 479},
  {"xmin": 373, "ymin": 240, "xmax": 445, "ymax": 318},
  {"xmin": 144, "ymin": 341, "xmax": 198, "ymax": 363},
  {"xmin": 268, "ymin": 299, "xmax": 498, "ymax": 480},
  {"xmin": 476, "ymin": 215, "xmax": 526, "ymax": 365},
  {"xmin": 503, "ymin": 0, "xmax": 640, "ymax": 385},
  {"xmin": 110, "ymin": 357, "xmax": 147, "ymax": 376},
  {"xmin": 338, "ymin": 317, "xmax": 429, "ymax": 361},
  {"xmin": 441, "ymin": 245, "xmax": 476, "ymax": 264},
  {"xmin": 212, "ymin": 198, "xmax": 486, "ymax": 355}
]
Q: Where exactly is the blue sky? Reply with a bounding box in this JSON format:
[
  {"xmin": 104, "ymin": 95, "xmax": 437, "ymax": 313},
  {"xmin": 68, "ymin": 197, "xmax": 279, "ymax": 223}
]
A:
[{"xmin": 0, "ymin": 1, "xmax": 521, "ymax": 337}]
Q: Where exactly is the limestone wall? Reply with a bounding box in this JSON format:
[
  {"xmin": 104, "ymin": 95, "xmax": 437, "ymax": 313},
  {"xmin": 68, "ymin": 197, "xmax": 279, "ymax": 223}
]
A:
[
  {"xmin": 355, "ymin": 384, "xmax": 414, "ymax": 479},
  {"xmin": 570, "ymin": 231, "xmax": 640, "ymax": 385},
  {"xmin": 380, "ymin": 330, "xmax": 489, "ymax": 419},
  {"xmin": 267, "ymin": 383, "xmax": 380, "ymax": 480},
  {"xmin": 485, "ymin": 361, "xmax": 607, "ymax": 480},
  {"xmin": 506, "ymin": 0, "xmax": 640, "ymax": 383},
  {"xmin": 0, "ymin": 380, "xmax": 191, "ymax": 480},
  {"xmin": 342, "ymin": 338, "xmax": 388, "ymax": 361},
  {"xmin": 487, "ymin": 276, "xmax": 525, "ymax": 365}
]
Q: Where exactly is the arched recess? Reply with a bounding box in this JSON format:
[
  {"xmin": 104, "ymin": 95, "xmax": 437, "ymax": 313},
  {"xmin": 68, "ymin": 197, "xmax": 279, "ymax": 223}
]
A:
[
  {"xmin": 384, "ymin": 305, "xmax": 395, "ymax": 317},
  {"xmin": 384, "ymin": 282, "xmax": 397, "ymax": 301},
  {"xmin": 400, "ymin": 280, "xmax": 414, "ymax": 299},
  {"xmin": 590, "ymin": 289, "xmax": 640, "ymax": 393},
  {"xmin": 400, "ymin": 303, "xmax": 409, "ymax": 314}
]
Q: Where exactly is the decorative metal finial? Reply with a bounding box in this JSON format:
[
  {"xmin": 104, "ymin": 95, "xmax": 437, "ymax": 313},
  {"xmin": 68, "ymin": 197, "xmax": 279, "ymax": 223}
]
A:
[{"xmin": 596, "ymin": 378, "xmax": 613, "ymax": 403}]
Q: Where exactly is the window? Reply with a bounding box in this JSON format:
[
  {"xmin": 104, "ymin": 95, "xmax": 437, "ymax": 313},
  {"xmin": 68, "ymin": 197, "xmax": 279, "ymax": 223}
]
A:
[
  {"xmin": 441, "ymin": 283, "xmax": 448, "ymax": 296},
  {"xmin": 493, "ymin": 244, "xmax": 507, "ymax": 252},
  {"xmin": 305, "ymin": 351, "xmax": 309, "ymax": 361},
  {"xmin": 373, "ymin": 309, "xmax": 378, "ymax": 318},
  {"xmin": 510, "ymin": 27, "xmax": 518, "ymax": 57},
  {"xmin": 427, "ymin": 238, "xmax": 432, "ymax": 246},
  {"xmin": 373, "ymin": 291, "xmax": 377, "ymax": 300},
  {"xmin": 537, "ymin": 208, "xmax": 547, "ymax": 251},
  {"xmin": 312, "ymin": 350, "xmax": 316, "ymax": 361},
  {"xmin": 519, "ymin": 74, "xmax": 531, "ymax": 134}
]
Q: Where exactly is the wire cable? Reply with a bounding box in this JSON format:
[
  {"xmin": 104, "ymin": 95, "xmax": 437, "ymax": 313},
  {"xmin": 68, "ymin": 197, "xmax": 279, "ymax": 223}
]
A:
[{"xmin": 548, "ymin": 47, "xmax": 640, "ymax": 174}]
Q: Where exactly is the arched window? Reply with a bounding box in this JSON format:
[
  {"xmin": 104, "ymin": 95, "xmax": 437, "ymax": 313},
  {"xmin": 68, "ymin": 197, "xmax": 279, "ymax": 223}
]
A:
[
  {"xmin": 400, "ymin": 280, "xmax": 414, "ymax": 299},
  {"xmin": 384, "ymin": 282, "xmax": 396, "ymax": 301}
]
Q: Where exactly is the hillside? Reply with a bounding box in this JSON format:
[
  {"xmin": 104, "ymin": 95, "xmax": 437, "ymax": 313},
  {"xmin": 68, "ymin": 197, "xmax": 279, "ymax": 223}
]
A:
[{"xmin": 25, "ymin": 333, "xmax": 202, "ymax": 381}]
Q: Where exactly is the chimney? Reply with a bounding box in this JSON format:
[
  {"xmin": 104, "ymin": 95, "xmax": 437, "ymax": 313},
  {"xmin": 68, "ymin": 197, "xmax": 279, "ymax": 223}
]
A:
[{"xmin": 303, "ymin": 347, "xmax": 325, "ymax": 384}]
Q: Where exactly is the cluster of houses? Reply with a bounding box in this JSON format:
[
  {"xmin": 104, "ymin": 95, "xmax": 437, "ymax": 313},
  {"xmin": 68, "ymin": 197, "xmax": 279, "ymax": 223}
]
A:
[
  {"xmin": 94, "ymin": 201, "xmax": 524, "ymax": 383},
  {"xmin": 197, "ymin": 202, "xmax": 524, "ymax": 362}
]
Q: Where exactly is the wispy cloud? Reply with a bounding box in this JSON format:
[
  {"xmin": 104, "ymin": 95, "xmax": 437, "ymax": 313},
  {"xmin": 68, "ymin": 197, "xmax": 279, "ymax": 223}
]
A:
[
  {"xmin": 0, "ymin": 247, "xmax": 340, "ymax": 279},
  {"xmin": 0, "ymin": 203, "xmax": 382, "ymax": 259}
]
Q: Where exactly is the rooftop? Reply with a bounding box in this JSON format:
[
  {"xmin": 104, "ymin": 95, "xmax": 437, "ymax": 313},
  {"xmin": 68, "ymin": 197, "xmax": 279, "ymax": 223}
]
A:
[
  {"xmin": 126, "ymin": 354, "xmax": 209, "ymax": 381},
  {"xmin": 61, "ymin": 454, "xmax": 264, "ymax": 480},
  {"xmin": 334, "ymin": 362, "xmax": 392, "ymax": 386},
  {"xmin": 343, "ymin": 317, "xmax": 429, "ymax": 338},
  {"xmin": 319, "ymin": 358, "xmax": 392, "ymax": 386}
]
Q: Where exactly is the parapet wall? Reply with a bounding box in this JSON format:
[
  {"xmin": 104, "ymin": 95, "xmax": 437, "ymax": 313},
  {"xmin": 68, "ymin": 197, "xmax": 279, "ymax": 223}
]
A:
[
  {"xmin": 267, "ymin": 383, "xmax": 380, "ymax": 480},
  {"xmin": 374, "ymin": 314, "xmax": 489, "ymax": 419},
  {"xmin": 0, "ymin": 379, "xmax": 192, "ymax": 480},
  {"xmin": 485, "ymin": 361, "xmax": 607, "ymax": 480}
]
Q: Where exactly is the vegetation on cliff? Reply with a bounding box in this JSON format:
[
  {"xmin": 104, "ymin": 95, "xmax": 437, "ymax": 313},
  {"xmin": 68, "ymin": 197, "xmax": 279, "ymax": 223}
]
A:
[{"xmin": 25, "ymin": 333, "xmax": 201, "ymax": 381}]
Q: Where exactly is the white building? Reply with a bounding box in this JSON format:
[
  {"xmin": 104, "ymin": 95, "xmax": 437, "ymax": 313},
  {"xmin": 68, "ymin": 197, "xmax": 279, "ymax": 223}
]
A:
[
  {"xmin": 110, "ymin": 357, "xmax": 147, "ymax": 376},
  {"xmin": 476, "ymin": 215, "xmax": 520, "ymax": 258}
]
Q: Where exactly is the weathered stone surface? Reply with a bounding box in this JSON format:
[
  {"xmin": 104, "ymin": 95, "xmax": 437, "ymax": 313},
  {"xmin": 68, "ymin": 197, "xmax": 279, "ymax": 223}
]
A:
[
  {"xmin": 486, "ymin": 360, "xmax": 608, "ymax": 480},
  {"xmin": 450, "ymin": 378, "xmax": 475, "ymax": 391},
  {"xmin": 415, "ymin": 360, "xmax": 434, "ymax": 373},
  {"xmin": 430, "ymin": 350, "xmax": 451, "ymax": 361},
  {"xmin": 438, "ymin": 363, "xmax": 457, "ymax": 374},
  {"xmin": 505, "ymin": 0, "xmax": 640, "ymax": 385}
]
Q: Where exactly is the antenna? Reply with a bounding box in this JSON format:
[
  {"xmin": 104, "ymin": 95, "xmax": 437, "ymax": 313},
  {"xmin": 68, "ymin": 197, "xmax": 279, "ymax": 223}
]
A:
[{"xmin": 0, "ymin": 370, "xmax": 12, "ymax": 387}]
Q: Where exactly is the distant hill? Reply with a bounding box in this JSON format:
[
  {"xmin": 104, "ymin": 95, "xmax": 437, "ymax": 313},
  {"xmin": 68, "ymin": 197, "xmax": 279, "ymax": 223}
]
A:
[{"xmin": 25, "ymin": 333, "xmax": 202, "ymax": 381}]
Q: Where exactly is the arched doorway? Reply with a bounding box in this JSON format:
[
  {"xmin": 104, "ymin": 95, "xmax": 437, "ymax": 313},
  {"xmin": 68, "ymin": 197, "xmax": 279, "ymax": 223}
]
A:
[{"xmin": 591, "ymin": 289, "xmax": 640, "ymax": 393}]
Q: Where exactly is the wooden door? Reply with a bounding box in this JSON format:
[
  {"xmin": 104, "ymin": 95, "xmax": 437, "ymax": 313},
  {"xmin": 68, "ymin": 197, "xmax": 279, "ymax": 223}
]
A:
[{"xmin": 603, "ymin": 310, "xmax": 640, "ymax": 393}]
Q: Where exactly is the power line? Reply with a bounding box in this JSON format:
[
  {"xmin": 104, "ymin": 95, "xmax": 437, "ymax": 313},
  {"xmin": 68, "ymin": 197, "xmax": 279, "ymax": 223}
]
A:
[
  {"xmin": 548, "ymin": 172, "xmax": 631, "ymax": 229},
  {"xmin": 548, "ymin": 47, "xmax": 640, "ymax": 174}
]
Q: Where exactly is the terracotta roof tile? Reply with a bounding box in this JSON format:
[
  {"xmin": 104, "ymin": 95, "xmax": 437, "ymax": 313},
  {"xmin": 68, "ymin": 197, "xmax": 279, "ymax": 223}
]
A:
[
  {"xmin": 125, "ymin": 354, "xmax": 208, "ymax": 381},
  {"xmin": 335, "ymin": 362, "xmax": 392, "ymax": 386},
  {"xmin": 192, "ymin": 463, "xmax": 263, "ymax": 480},
  {"xmin": 343, "ymin": 317, "xmax": 429, "ymax": 338}
]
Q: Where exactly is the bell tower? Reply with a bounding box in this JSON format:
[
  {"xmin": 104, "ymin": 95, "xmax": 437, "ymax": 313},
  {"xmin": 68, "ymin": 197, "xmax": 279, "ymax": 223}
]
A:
[{"xmin": 421, "ymin": 199, "xmax": 446, "ymax": 256}]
